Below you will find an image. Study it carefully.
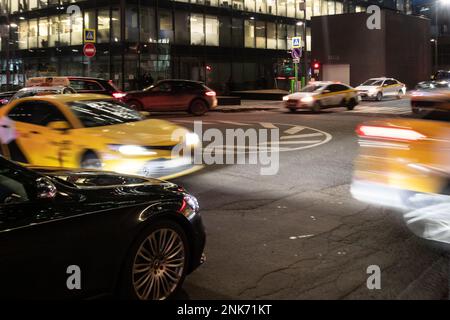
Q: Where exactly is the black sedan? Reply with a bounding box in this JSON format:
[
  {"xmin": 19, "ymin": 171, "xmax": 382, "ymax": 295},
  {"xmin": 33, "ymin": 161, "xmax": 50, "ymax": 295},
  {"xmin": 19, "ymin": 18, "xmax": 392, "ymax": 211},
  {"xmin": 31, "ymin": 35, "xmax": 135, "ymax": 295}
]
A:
[{"xmin": 0, "ymin": 157, "xmax": 205, "ymax": 299}]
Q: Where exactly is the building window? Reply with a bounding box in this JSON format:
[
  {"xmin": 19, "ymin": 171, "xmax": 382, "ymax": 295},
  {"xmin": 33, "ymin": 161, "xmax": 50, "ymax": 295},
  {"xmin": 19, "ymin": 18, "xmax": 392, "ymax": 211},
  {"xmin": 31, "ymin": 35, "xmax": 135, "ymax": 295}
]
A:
[
  {"xmin": 84, "ymin": 10, "xmax": 96, "ymax": 30},
  {"xmin": 126, "ymin": 7, "xmax": 139, "ymax": 42},
  {"xmin": 205, "ymin": 15, "xmax": 219, "ymax": 46},
  {"xmin": 287, "ymin": 24, "xmax": 295, "ymax": 49},
  {"xmin": 49, "ymin": 16, "xmax": 59, "ymax": 47},
  {"xmin": 313, "ymin": 0, "xmax": 321, "ymax": 16},
  {"xmin": 233, "ymin": 0, "xmax": 244, "ymax": 10},
  {"xmin": 296, "ymin": 0, "xmax": 305, "ymax": 19},
  {"xmin": 256, "ymin": 0, "xmax": 267, "ymax": 13},
  {"xmin": 278, "ymin": 0, "xmax": 287, "ymax": 16},
  {"xmin": 336, "ymin": 1, "xmax": 343, "ymax": 13},
  {"xmin": 287, "ymin": 0, "xmax": 296, "ymax": 17},
  {"xmin": 267, "ymin": 0, "xmax": 276, "ymax": 14},
  {"xmin": 159, "ymin": 10, "xmax": 174, "ymax": 43},
  {"xmin": 38, "ymin": 18, "xmax": 49, "ymax": 48},
  {"xmin": 72, "ymin": 11, "xmax": 83, "ymax": 45},
  {"xmin": 267, "ymin": 22, "xmax": 276, "ymax": 49},
  {"xmin": 175, "ymin": 11, "xmax": 190, "ymax": 45},
  {"xmin": 255, "ymin": 21, "xmax": 265, "ymax": 48},
  {"xmin": 244, "ymin": 19, "xmax": 255, "ymax": 48},
  {"xmin": 219, "ymin": 16, "xmax": 231, "ymax": 47},
  {"xmin": 59, "ymin": 14, "xmax": 70, "ymax": 46},
  {"xmin": 245, "ymin": 0, "xmax": 256, "ymax": 12},
  {"xmin": 220, "ymin": 0, "xmax": 232, "ymax": 8},
  {"xmin": 18, "ymin": 21, "xmax": 28, "ymax": 50},
  {"xmin": 112, "ymin": 8, "xmax": 121, "ymax": 43},
  {"xmin": 232, "ymin": 18, "xmax": 243, "ymax": 47},
  {"xmin": 328, "ymin": 1, "xmax": 335, "ymax": 15},
  {"xmin": 277, "ymin": 23, "xmax": 286, "ymax": 49},
  {"xmin": 29, "ymin": 18, "xmax": 38, "ymax": 48},
  {"xmin": 306, "ymin": 0, "xmax": 312, "ymax": 19},
  {"xmin": 191, "ymin": 14, "xmax": 205, "ymax": 45}
]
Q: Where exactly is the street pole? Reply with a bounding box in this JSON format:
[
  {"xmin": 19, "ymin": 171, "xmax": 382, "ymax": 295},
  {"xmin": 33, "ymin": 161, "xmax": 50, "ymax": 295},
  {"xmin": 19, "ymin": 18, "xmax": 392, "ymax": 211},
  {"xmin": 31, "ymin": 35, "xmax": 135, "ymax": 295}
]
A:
[
  {"xmin": 302, "ymin": 2, "xmax": 307, "ymax": 88},
  {"xmin": 294, "ymin": 61, "xmax": 298, "ymax": 92}
]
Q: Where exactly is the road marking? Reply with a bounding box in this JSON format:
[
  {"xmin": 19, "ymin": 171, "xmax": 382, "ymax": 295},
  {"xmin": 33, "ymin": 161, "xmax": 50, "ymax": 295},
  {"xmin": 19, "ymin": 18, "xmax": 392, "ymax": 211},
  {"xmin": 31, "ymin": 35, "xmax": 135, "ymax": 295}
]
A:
[
  {"xmin": 259, "ymin": 122, "xmax": 278, "ymax": 129},
  {"xmin": 218, "ymin": 120, "xmax": 251, "ymax": 126},
  {"xmin": 284, "ymin": 126, "xmax": 305, "ymax": 135},
  {"xmin": 280, "ymin": 133, "xmax": 323, "ymax": 140}
]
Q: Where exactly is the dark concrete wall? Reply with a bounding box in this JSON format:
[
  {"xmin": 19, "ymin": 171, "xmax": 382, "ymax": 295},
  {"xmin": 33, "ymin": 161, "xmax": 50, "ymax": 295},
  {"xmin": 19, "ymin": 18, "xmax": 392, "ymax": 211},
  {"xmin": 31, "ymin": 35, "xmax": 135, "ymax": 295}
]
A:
[{"xmin": 312, "ymin": 11, "xmax": 431, "ymax": 88}]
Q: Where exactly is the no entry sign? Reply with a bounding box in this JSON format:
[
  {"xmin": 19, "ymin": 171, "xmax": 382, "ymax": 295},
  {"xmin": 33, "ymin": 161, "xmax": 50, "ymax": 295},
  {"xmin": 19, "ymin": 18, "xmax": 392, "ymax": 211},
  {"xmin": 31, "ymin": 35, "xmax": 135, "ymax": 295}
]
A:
[{"xmin": 83, "ymin": 43, "xmax": 96, "ymax": 58}]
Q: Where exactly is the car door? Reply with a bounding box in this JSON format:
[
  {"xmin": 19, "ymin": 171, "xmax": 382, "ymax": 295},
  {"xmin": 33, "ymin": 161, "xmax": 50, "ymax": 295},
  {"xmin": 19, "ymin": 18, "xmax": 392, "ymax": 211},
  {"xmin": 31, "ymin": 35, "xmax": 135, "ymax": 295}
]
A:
[
  {"xmin": 382, "ymin": 79, "xmax": 396, "ymax": 96},
  {"xmin": 321, "ymin": 84, "xmax": 343, "ymax": 106},
  {"xmin": 3, "ymin": 101, "xmax": 74, "ymax": 167},
  {"xmin": 141, "ymin": 82, "xmax": 174, "ymax": 110}
]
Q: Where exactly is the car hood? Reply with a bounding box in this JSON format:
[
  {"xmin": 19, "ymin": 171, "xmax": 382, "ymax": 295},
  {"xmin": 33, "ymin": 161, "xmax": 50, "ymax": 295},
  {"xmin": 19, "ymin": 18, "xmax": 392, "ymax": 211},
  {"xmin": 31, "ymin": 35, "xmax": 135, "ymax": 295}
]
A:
[
  {"xmin": 355, "ymin": 85, "xmax": 377, "ymax": 91},
  {"xmin": 78, "ymin": 118, "xmax": 189, "ymax": 146},
  {"xmin": 285, "ymin": 92, "xmax": 318, "ymax": 99}
]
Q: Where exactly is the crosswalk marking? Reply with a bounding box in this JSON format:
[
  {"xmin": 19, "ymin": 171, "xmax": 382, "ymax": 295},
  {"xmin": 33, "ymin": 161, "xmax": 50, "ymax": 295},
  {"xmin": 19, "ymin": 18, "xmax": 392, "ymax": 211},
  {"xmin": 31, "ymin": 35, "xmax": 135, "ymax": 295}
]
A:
[
  {"xmin": 284, "ymin": 126, "xmax": 305, "ymax": 135},
  {"xmin": 280, "ymin": 133, "xmax": 323, "ymax": 140},
  {"xmin": 348, "ymin": 106, "xmax": 411, "ymax": 115}
]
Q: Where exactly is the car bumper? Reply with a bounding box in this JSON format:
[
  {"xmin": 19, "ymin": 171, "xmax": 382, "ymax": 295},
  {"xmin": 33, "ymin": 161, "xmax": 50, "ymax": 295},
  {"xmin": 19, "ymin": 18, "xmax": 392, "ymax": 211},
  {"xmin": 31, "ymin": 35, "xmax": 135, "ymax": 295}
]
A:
[
  {"xmin": 187, "ymin": 212, "xmax": 207, "ymax": 273},
  {"xmin": 285, "ymin": 100, "xmax": 314, "ymax": 109}
]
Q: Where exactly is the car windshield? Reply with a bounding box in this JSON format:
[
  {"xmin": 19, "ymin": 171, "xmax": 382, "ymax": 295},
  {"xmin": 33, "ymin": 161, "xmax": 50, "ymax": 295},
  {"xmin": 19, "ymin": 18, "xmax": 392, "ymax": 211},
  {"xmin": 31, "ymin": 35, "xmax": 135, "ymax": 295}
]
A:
[
  {"xmin": 10, "ymin": 89, "xmax": 60, "ymax": 101},
  {"xmin": 300, "ymin": 84, "xmax": 325, "ymax": 92},
  {"xmin": 361, "ymin": 79, "xmax": 384, "ymax": 86},
  {"xmin": 68, "ymin": 99, "xmax": 144, "ymax": 128}
]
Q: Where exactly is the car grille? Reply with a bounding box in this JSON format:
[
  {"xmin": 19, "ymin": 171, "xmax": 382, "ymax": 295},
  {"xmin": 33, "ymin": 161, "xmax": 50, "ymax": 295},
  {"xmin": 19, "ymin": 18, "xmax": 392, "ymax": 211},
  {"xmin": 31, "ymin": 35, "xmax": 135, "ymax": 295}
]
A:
[{"xmin": 138, "ymin": 158, "xmax": 195, "ymax": 178}]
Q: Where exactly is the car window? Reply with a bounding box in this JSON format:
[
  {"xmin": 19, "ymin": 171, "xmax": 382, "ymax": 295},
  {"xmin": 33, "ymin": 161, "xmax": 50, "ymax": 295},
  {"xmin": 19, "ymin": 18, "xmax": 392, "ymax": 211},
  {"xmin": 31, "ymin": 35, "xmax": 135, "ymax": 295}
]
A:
[
  {"xmin": 0, "ymin": 167, "xmax": 30, "ymax": 205},
  {"xmin": 150, "ymin": 82, "xmax": 172, "ymax": 93},
  {"xmin": 63, "ymin": 87, "xmax": 76, "ymax": 94},
  {"xmin": 384, "ymin": 80, "xmax": 396, "ymax": 86},
  {"xmin": 8, "ymin": 101, "xmax": 69, "ymax": 126},
  {"xmin": 326, "ymin": 84, "xmax": 346, "ymax": 92},
  {"xmin": 68, "ymin": 99, "xmax": 143, "ymax": 128},
  {"xmin": 69, "ymin": 80, "xmax": 103, "ymax": 91},
  {"xmin": 361, "ymin": 79, "xmax": 383, "ymax": 86},
  {"xmin": 300, "ymin": 84, "xmax": 325, "ymax": 92}
]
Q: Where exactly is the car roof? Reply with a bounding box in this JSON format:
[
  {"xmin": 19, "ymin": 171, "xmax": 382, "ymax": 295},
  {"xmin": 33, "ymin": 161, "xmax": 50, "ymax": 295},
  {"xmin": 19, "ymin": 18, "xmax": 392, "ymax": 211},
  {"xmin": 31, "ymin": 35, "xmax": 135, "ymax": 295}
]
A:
[
  {"xmin": 19, "ymin": 86, "xmax": 68, "ymax": 91},
  {"xmin": 308, "ymin": 81, "xmax": 348, "ymax": 86},
  {"xmin": 12, "ymin": 94, "xmax": 112, "ymax": 103},
  {"xmin": 64, "ymin": 76, "xmax": 108, "ymax": 81}
]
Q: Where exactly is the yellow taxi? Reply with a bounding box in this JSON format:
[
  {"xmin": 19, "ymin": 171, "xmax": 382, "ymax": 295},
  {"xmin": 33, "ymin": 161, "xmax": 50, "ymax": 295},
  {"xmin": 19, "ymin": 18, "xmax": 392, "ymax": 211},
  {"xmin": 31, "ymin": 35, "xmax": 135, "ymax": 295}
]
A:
[
  {"xmin": 0, "ymin": 94, "xmax": 201, "ymax": 180},
  {"xmin": 351, "ymin": 118, "xmax": 450, "ymax": 210}
]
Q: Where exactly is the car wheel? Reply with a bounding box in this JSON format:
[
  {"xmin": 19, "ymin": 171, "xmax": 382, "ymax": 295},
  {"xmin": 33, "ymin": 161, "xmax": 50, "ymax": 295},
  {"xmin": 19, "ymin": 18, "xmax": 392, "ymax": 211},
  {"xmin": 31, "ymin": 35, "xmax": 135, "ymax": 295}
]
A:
[
  {"xmin": 189, "ymin": 99, "xmax": 208, "ymax": 116},
  {"xmin": 376, "ymin": 92, "xmax": 383, "ymax": 101},
  {"xmin": 396, "ymin": 90, "xmax": 402, "ymax": 99},
  {"xmin": 311, "ymin": 102, "xmax": 321, "ymax": 113},
  {"xmin": 128, "ymin": 100, "xmax": 144, "ymax": 111},
  {"xmin": 80, "ymin": 151, "xmax": 102, "ymax": 169},
  {"xmin": 120, "ymin": 220, "xmax": 189, "ymax": 300},
  {"xmin": 346, "ymin": 98, "xmax": 357, "ymax": 110},
  {"xmin": 288, "ymin": 108, "xmax": 297, "ymax": 113}
]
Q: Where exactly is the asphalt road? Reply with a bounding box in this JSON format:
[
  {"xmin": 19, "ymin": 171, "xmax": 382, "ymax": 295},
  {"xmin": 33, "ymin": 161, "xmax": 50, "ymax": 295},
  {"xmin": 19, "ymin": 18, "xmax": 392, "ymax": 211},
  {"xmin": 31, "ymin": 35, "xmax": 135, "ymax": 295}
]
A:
[{"xmin": 160, "ymin": 98, "xmax": 449, "ymax": 300}]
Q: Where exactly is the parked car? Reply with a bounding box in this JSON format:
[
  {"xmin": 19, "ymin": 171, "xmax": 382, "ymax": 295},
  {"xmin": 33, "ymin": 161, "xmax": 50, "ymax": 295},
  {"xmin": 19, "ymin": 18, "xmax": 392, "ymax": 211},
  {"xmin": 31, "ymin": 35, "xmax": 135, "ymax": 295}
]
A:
[
  {"xmin": 5, "ymin": 86, "xmax": 76, "ymax": 105},
  {"xmin": 431, "ymin": 70, "xmax": 450, "ymax": 81},
  {"xmin": 355, "ymin": 77, "xmax": 406, "ymax": 101},
  {"xmin": 122, "ymin": 80, "xmax": 218, "ymax": 116},
  {"xmin": 283, "ymin": 81, "xmax": 360, "ymax": 113},
  {"xmin": 410, "ymin": 80, "xmax": 450, "ymax": 115},
  {"xmin": 26, "ymin": 76, "xmax": 125, "ymax": 99},
  {"xmin": 0, "ymin": 94, "xmax": 200, "ymax": 180},
  {"xmin": 0, "ymin": 156, "xmax": 205, "ymax": 299}
]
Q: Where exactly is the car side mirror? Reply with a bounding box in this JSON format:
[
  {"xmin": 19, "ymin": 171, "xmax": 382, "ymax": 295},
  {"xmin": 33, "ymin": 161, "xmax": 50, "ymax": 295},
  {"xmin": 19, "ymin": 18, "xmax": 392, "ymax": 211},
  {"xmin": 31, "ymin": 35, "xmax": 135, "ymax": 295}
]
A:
[
  {"xmin": 47, "ymin": 121, "xmax": 71, "ymax": 131},
  {"xmin": 36, "ymin": 177, "xmax": 57, "ymax": 200}
]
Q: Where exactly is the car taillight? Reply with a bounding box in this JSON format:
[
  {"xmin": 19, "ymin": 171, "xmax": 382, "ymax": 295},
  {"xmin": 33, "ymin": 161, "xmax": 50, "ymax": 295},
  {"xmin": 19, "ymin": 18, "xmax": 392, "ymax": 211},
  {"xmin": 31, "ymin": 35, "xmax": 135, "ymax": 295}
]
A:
[
  {"xmin": 112, "ymin": 92, "xmax": 126, "ymax": 99},
  {"xmin": 205, "ymin": 91, "xmax": 216, "ymax": 97},
  {"xmin": 356, "ymin": 125, "xmax": 426, "ymax": 141}
]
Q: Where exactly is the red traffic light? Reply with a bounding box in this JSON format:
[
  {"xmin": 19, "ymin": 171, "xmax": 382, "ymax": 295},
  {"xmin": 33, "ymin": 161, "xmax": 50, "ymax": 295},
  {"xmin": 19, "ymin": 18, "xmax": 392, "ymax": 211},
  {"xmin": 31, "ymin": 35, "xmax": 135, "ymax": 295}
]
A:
[
  {"xmin": 206, "ymin": 65, "xmax": 212, "ymax": 71},
  {"xmin": 313, "ymin": 62, "xmax": 320, "ymax": 69}
]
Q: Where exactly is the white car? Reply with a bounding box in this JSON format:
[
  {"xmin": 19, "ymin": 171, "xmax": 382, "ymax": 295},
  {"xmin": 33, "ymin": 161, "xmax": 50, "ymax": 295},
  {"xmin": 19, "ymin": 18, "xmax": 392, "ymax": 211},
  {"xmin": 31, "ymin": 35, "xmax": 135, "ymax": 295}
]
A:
[
  {"xmin": 7, "ymin": 86, "xmax": 76, "ymax": 104},
  {"xmin": 283, "ymin": 81, "xmax": 360, "ymax": 113},
  {"xmin": 355, "ymin": 77, "xmax": 406, "ymax": 101}
]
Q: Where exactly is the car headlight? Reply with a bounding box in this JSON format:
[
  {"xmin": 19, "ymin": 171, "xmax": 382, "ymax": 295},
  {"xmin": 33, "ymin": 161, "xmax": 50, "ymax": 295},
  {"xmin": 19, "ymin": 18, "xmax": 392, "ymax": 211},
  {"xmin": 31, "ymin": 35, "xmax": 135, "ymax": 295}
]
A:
[
  {"xmin": 282, "ymin": 96, "xmax": 289, "ymax": 101},
  {"xmin": 108, "ymin": 144, "xmax": 156, "ymax": 156},
  {"xmin": 185, "ymin": 132, "xmax": 200, "ymax": 146},
  {"xmin": 301, "ymin": 96, "xmax": 314, "ymax": 103},
  {"xmin": 179, "ymin": 194, "xmax": 199, "ymax": 218}
]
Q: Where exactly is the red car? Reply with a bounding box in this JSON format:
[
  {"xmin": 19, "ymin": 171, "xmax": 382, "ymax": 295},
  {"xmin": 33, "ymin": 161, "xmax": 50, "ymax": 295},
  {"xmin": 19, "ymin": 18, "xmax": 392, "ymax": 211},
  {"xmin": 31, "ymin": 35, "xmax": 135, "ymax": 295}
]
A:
[{"xmin": 123, "ymin": 79, "xmax": 217, "ymax": 116}]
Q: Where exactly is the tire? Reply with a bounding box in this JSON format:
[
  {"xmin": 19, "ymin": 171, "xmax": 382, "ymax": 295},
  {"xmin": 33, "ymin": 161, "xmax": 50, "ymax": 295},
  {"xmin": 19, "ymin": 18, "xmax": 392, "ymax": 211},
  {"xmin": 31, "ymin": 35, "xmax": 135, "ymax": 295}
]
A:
[
  {"xmin": 288, "ymin": 108, "xmax": 297, "ymax": 113},
  {"xmin": 189, "ymin": 99, "xmax": 208, "ymax": 116},
  {"xmin": 128, "ymin": 100, "xmax": 144, "ymax": 111},
  {"xmin": 120, "ymin": 220, "xmax": 189, "ymax": 300},
  {"xmin": 80, "ymin": 151, "xmax": 102, "ymax": 169},
  {"xmin": 346, "ymin": 98, "xmax": 357, "ymax": 110},
  {"xmin": 397, "ymin": 90, "xmax": 402, "ymax": 100},
  {"xmin": 376, "ymin": 92, "xmax": 383, "ymax": 101},
  {"xmin": 311, "ymin": 102, "xmax": 321, "ymax": 113}
]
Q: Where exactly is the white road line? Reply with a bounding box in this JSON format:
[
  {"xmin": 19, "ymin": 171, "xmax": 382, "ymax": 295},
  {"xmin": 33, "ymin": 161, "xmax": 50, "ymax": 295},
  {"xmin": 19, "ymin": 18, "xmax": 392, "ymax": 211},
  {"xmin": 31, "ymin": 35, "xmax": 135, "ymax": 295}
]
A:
[
  {"xmin": 218, "ymin": 121, "xmax": 251, "ymax": 126},
  {"xmin": 259, "ymin": 122, "xmax": 278, "ymax": 129},
  {"xmin": 172, "ymin": 120, "xmax": 217, "ymax": 125},
  {"xmin": 280, "ymin": 133, "xmax": 323, "ymax": 140},
  {"xmin": 284, "ymin": 126, "xmax": 305, "ymax": 135}
]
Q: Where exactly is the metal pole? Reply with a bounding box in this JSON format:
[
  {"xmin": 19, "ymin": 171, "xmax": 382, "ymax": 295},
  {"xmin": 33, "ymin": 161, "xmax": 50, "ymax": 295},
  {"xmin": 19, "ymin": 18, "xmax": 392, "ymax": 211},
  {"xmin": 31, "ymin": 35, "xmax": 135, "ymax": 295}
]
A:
[
  {"xmin": 302, "ymin": 2, "xmax": 307, "ymax": 88},
  {"xmin": 294, "ymin": 62, "xmax": 298, "ymax": 92},
  {"xmin": 435, "ymin": 2, "xmax": 439, "ymax": 71}
]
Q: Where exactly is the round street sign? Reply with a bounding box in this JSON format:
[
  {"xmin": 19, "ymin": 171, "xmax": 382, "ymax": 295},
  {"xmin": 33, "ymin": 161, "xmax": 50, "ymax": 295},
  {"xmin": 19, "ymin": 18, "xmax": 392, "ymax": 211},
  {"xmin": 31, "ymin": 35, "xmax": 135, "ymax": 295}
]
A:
[{"xmin": 83, "ymin": 43, "xmax": 96, "ymax": 58}]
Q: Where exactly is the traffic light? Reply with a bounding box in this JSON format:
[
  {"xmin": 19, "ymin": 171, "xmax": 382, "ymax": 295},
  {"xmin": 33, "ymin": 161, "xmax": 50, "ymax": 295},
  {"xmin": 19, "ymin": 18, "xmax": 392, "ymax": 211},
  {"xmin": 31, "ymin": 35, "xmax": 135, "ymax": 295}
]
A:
[
  {"xmin": 313, "ymin": 62, "xmax": 320, "ymax": 70},
  {"xmin": 206, "ymin": 65, "xmax": 212, "ymax": 72}
]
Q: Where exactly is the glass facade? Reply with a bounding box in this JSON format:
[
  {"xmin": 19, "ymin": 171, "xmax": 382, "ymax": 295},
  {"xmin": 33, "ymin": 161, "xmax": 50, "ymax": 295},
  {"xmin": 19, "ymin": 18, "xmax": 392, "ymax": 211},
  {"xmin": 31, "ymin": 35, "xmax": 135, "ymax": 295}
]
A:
[{"xmin": 0, "ymin": 0, "xmax": 412, "ymax": 92}]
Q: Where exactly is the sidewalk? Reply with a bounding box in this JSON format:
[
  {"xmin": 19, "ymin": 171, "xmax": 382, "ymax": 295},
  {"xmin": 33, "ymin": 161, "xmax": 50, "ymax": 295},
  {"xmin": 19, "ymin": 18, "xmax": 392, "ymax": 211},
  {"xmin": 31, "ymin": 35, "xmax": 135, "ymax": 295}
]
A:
[{"xmin": 213, "ymin": 100, "xmax": 284, "ymax": 112}]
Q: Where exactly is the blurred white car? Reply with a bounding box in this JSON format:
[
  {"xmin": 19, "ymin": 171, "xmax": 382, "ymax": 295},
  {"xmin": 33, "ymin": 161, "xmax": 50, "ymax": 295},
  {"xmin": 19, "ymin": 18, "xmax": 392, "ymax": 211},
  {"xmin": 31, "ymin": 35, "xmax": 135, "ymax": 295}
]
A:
[
  {"xmin": 355, "ymin": 77, "xmax": 406, "ymax": 101},
  {"xmin": 283, "ymin": 81, "xmax": 360, "ymax": 113},
  {"xmin": 7, "ymin": 86, "xmax": 76, "ymax": 104}
]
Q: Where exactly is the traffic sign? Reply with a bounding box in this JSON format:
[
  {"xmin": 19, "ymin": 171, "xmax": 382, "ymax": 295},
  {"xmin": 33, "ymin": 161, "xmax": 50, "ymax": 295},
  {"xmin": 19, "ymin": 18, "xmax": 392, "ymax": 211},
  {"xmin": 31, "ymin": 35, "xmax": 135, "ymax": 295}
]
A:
[
  {"xmin": 84, "ymin": 29, "xmax": 96, "ymax": 43},
  {"xmin": 292, "ymin": 36, "xmax": 301, "ymax": 48},
  {"xmin": 291, "ymin": 48, "xmax": 302, "ymax": 59},
  {"xmin": 83, "ymin": 43, "xmax": 96, "ymax": 58}
]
